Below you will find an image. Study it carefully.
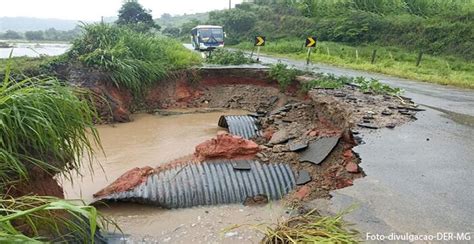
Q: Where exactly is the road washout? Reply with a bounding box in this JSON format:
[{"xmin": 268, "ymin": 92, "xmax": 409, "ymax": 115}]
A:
[{"xmin": 55, "ymin": 66, "xmax": 422, "ymax": 241}]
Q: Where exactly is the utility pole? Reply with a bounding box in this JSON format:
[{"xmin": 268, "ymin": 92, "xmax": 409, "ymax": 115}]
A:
[{"xmin": 229, "ymin": 0, "xmax": 232, "ymax": 10}]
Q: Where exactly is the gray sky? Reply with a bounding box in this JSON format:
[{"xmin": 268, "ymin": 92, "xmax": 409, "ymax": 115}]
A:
[{"xmin": 0, "ymin": 0, "xmax": 244, "ymax": 21}]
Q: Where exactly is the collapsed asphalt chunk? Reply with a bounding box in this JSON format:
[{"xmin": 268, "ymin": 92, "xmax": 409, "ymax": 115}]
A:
[{"xmin": 299, "ymin": 136, "xmax": 340, "ymax": 165}]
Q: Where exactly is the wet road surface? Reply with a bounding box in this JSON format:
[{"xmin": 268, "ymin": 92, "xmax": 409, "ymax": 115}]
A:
[{"xmin": 256, "ymin": 53, "xmax": 474, "ymax": 239}]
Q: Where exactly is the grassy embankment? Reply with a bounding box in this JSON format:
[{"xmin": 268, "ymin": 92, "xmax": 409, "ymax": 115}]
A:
[{"xmin": 233, "ymin": 40, "xmax": 474, "ymax": 89}]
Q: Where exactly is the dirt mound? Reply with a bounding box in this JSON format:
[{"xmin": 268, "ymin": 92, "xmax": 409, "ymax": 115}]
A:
[
  {"xmin": 194, "ymin": 134, "xmax": 260, "ymax": 161},
  {"xmin": 93, "ymin": 166, "xmax": 155, "ymax": 198}
]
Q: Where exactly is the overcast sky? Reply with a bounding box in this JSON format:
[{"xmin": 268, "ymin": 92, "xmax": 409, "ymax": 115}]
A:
[{"xmin": 0, "ymin": 0, "xmax": 244, "ymax": 21}]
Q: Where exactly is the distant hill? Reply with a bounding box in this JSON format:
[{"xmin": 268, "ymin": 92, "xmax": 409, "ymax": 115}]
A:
[{"xmin": 0, "ymin": 17, "xmax": 81, "ymax": 32}]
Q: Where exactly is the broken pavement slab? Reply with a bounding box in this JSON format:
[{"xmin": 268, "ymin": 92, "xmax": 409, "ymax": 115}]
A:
[
  {"xmin": 299, "ymin": 136, "xmax": 340, "ymax": 165},
  {"xmin": 296, "ymin": 170, "xmax": 312, "ymax": 185},
  {"xmin": 289, "ymin": 140, "xmax": 308, "ymax": 152},
  {"xmin": 232, "ymin": 161, "xmax": 252, "ymax": 170}
]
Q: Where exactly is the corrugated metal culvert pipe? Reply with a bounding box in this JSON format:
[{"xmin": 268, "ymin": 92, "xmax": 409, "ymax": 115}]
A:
[
  {"xmin": 218, "ymin": 115, "xmax": 261, "ymax": 139},
  {"xmin": 98, "ymin": 160, "xmax": 296, "ymax": 209}
]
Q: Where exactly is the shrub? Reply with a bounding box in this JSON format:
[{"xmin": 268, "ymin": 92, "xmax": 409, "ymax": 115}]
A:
[
  {"xmin": 268, "ymin": 62, "xmax": 300, "ymax": 90},
  {"xmin": 68, "ymin": 23, "xmax": 201, "ymax": 95},
  {"xmin": 206, "ymin": 49, "xmax": 256, "ymax": 65}
]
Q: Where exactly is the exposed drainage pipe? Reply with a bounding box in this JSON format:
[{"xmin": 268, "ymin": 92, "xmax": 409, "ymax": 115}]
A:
[
  {"xmin": 218, "ymin": 115, "xmax": 261, "ymax": 139},
  {"xmin": 97, "ymin": 160, "xmax": 295, "ymax": 209}
]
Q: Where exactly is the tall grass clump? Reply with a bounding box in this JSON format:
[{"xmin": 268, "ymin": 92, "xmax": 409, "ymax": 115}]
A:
[
  {"xmin": 260, "ymin": 209, "xmax": 359, "ymax": 243},
  {"xmin": 0, "ymin": 196, "xmax": 115, "ymax": 243},
  {"xmin": 68, "ymin": 23, "xmax": 201, "ymax": 95},
  {"xmin": 0, "ymin": 70, "xmax": 99, "ymax": 187},
  {"xmin": 0, "ymin": 60, "xmax": 115, "ymax": 241}
]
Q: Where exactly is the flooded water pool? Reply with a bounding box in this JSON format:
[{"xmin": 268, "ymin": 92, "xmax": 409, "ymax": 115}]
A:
[
  {"xmin": 62, "ymin": 109, "xmax": 291, "ymax": 243},
  {"xmin": 0, "ymin": 42, "xmax": 70, "ymax": 58}
]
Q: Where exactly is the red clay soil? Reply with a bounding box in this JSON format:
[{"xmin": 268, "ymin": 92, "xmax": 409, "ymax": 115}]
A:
[
  {"xmin": 6, "ymin": 167, "xmax": 64, "ymax": 198},
  {"xmin": 194, "ymin": 134, "xmax": 261, "ymax": 161},
  {"xmin": 93, "ymin": 166, "xmax": 155, "ymax": 198}
]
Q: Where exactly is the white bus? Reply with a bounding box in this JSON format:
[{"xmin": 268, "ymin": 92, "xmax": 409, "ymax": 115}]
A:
[{"xmin": 191, "ymin": 25, "xmax": 225, "ymax": 51}]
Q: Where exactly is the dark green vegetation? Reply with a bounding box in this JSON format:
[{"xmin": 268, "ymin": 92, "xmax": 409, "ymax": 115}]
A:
[
  {"xmin": 167, "ymin": 0, "xmax": 473, "ymax": 88},
  {"xmin": 0, "ymin": 61, "xmax": 111, "ymax": 242},
  {"xmin": 0, "ymin": 62, "xmax": 98, "ymax": 189},
  {"xmin": 222, "ymin": 0, "xmax": 473, "ymax": 60},
  {"xmin": 269, "ymin": 62, "xmax": 403, "ymax": 95},
  {"xmin": 66, "ymin": 23, "xmax": 201, "ymax": 95},
  {"xmin": 206, "ymin": 49, "xmax": 256, "ymax": 65},
  {"xmin": 268, "ymin": 62, "xmax": 301, "ymax": 90},
  {"xmin": 117, "ymin": 0, "xmax": 160, "ymax": 32},
  {"xmin": 0, "ymin": 28, "xmax": 81, "ymax": 42}
]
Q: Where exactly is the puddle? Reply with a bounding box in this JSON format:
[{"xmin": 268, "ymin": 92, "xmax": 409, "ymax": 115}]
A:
[
  {"xmin": 422, "ymin": 104, "xmax": 474, "ymax": 127},
  {"xmin": 62, "ymin": 109, "xmax": 290, "ymax": 242}
]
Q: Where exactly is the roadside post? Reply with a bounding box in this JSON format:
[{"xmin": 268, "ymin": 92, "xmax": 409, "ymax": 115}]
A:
[
  {"xmin": 416, "ymin": 50, "xmax": 423, "ymax": 67},
  {"xmin": 305, "ymin": 36, "xmax": 317, "ymax": 65},
  {"xmin": 254, "ymin": 36, "xmax": 265, "ymax": 62}
]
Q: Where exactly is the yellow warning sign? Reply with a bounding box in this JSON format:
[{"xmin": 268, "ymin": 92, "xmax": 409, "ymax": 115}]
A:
[{"xmin": 254, "ymin": 36, "xmax": 266, "ymax": 46}]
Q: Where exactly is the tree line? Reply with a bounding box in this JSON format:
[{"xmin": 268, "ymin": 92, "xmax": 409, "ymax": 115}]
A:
[
  {"xmin": 0, "ymin": 28, "xmax": 81, "ymax": 41},
  {"xmin": 170, "ymin": 0, "xmax": 473, "ymax": 60}
]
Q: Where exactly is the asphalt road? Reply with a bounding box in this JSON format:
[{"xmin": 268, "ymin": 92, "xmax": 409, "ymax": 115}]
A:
[
  {"xmin": 256, "ymin": 54, "xmax": 474, "ymax": 241},
  {"xmin": 189, "ymin": 45, "xmax": 474, "ymax": 240}
]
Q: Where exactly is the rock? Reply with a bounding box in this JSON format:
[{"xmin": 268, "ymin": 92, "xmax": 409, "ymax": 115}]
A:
[
  {"xmin": 194, "ymin": 134, "xmax": 260, "ymax": 161},
  {"xmin": 334, "ymin": 92, "xmax": 346, "ymax": 97},
  {"xmin": 343, "ymin": 150, "xmax": 353, "ymax": 158},
  {"xmin": 357, "ymin": 123, "xmax": 378, "ymax": 129},
  {"xmin": 272, "ymin": 144, "xmax": 289, "ymax": 153},
  {"xmin": 94, "ymin": 166, "xmax": 155, "ymax": 198},
  {"xmin": 381, "ymin": 110, "xmax": 393, "ymax": 116},
  {"xmin": 294, "ymin": 186, "xmax": 311, "ymax": 200},
  {"xmin": 386, "ymin": 123, "xmax": 396, "ymax": 129},
  {"xmin": 345, "ymin": 161, "xmax": 359, "ymax": 173},
  {"xmin": 243, "ymin": 194, "xmax": 268, "ymax": 206},
  {"xmin": 289, "ymin": 141, "xmax": 308, "ymax": 152},
  {"xmin": 269, "ymin": 128, "xmax": 292, "ymax": 144}
]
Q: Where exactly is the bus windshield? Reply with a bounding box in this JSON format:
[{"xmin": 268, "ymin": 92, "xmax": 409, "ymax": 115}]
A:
[{"xmin": 198, "ymin": 28, "xmax": 224, "ymax": 42}]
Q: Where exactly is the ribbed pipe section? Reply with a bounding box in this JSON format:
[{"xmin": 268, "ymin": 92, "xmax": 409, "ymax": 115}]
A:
[
  {"xmin": 218, "ymin": 115, "xmax": 261, "ymax": 139},
  {"xmin": 101, "ymin": 160, "xmax": 295, "ymax": 209}
]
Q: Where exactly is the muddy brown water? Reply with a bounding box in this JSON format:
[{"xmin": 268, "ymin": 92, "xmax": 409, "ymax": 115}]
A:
[{"xmin": 61, "ymin": 109, "xmax": 291, "ymax": 243}]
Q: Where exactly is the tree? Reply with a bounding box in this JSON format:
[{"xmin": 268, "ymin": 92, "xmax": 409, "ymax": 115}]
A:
[
  {"xmin": 24, "ymin": 31, "xmax": 45, "ymax": 41},
  {"xmin": 162, "ymin": 27, "xmax": 180, "ymax": 38},
  {"xmin": 2, "ymin": 30, "xmax": 22, "ymax": 40},
  {"xmin": 116, "ymin": 0, "xmax": 160, "ymax": 32}
]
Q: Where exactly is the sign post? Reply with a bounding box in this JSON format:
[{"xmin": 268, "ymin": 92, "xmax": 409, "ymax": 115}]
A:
[
  {"xmin": 254, "ymin": 36, "xmax": 265, "ymax": 62},
  {"xmin": 305, "ymin": 36, "xmax": 317, "ymax": 65}
]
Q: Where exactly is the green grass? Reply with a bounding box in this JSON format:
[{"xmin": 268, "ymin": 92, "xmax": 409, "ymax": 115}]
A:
[
  {"xmin": 234, "ymin": 40, "xmax": 474, "ymax": 89},
  {"xmin": 0, "ymin": 59, "xmax": 99, "ymax": 189},
  {"xmin": 67, "ymin": 23, "xmax": 202, "ymax": 95},
  {"xmin": 0, "ymin": 56, "xmax": 55, "ymax": 77},
  {"xmin": 0, "ymin": 196, "xmax": 116, "ymax": 243},
  {"xmin": 206, "ymin": 49, "xmax": 256, "ymax": 65}
]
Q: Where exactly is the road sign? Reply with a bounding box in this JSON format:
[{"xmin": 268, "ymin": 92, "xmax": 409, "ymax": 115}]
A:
[
  {"xmin": 254, "ymin": 36, "xmax": 266, "ymax": 46},
  {"xmin": 305, "ymin": 37, "xmax": 317, "ymax": 48}
]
